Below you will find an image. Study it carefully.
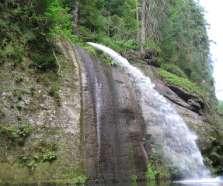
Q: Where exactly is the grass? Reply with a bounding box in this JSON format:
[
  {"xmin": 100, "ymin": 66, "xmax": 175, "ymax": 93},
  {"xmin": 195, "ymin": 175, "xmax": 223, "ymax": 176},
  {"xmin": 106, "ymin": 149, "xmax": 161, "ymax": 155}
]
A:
[{"xmin": 159, "ymin": 69, "xmax": 205, "ymax": 98}]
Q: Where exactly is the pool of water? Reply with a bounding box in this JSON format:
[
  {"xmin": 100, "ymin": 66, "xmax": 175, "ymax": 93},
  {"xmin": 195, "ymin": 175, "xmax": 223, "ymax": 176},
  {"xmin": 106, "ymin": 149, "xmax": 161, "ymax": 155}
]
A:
[{"xmin": 0, "ymin": 180, "xmax": 222, "ymax": 186}]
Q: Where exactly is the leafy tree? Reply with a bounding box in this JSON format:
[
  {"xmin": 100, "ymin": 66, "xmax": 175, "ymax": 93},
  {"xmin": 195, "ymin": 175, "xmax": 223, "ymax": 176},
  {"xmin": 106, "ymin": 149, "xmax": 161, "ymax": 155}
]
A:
[
  {"xmin": 159, "ymin": 0, "xmax": 212, "ymax": 88},
  {"xmin": 45, "ymin": 0, "xmax": 77, "ymax": 41}
]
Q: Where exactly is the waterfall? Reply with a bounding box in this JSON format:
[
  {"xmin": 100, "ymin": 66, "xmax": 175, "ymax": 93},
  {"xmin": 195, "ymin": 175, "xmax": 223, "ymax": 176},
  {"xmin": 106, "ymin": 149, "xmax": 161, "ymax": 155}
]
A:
[
  {"xmin": 96, "ymin": 77, "xmax": 102, "ymax": 161},
  {"xmin": 87, "ymin": 42, "xmax": 210, "ymax": 179}
]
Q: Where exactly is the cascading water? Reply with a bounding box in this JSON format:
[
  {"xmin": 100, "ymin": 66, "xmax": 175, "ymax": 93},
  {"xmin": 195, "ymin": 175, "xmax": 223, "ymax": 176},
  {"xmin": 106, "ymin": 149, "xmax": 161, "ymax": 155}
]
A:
[{"xmin": 87, "ymin": 42, "xmax": 210, "ymax": 179}]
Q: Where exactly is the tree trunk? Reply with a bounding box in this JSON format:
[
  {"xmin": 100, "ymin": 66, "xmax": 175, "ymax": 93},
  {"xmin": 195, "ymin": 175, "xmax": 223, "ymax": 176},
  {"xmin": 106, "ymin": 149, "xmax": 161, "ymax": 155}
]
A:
[
  {"xmin": 139, "ymin": 0, "xmax": 167, "ymax": 53},
  {"xmin": 72, "ymin": 1, "xmax": 79, "ymax": 34},
  {"xmin": 140, "ymin": 0, "xmax": 147, "ymax": 53},
  {"xmin": 136, "ymin": 0, "xmax": 140, "ymax": 44}
]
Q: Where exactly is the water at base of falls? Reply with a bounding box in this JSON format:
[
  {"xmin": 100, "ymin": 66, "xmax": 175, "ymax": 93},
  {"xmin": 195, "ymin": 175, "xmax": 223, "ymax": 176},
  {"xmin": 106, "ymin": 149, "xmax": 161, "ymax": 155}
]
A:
[
  {"xmin": 87, "ymin": 42, "xmax": 210, "ymax": 179},
  {"xmin": 175, "ymin": 176, "xmax": 223, "ymax": 186},
  {"xmin": 1, "ymin": 180, "xmax": 223, "ymax": 186}
]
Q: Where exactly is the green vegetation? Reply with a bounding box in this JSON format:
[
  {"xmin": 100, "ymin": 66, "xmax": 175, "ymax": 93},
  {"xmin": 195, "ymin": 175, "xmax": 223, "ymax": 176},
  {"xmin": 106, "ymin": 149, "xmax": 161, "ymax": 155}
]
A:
[
  {"xmin": 0, "ymin": 0, "xmax": 76, "ymax": 71},
  {"xmin": 48, "ymin": 82, "xmax": 61, "ymax": 105},
  {"xmin": 0, "ymin": 0, "xmax": 214, "ymax": 93},
  {"xmin": 0, "ymin": 1, "xmax": 52, "ymax": 70},
  {"xmin": 99, "ymin": 37, "xmax": 138, "ymax": 54},
  {"xmin": 131, "ymin": 175, "xmax": 138, "ymax": 186},
  {"xmin": 161, "ymin": 64, "xmax": 187, "ymax": 78},
  {"xmin": 146, "ymin": 163, "xmax": 157, "ymax": 181},
  {"xmin": 0, "ymin": 124, "xmax": 32, "ymax": 146},
  {"xmin": 1, "ymin": 0, "xmax": 223, "ymax": 181},
  {"xmin": 159, "ymin": 69, "xmax": 205, "ymax": 98},
  {"xmin": 18, "ymin": 142, "xmax": 57, "ymax": 171},
  {"xmin": 146, "ymin": 161, "xmax": 170, "ymax": 181},
  {"xmin": 160, "ymin": 0, "xmax": 212, "ymax": 85},
  {"xmin": 70, "ymin": 175, "xmax": 87, "ymax": 184},
  {"xmin": 46, "ymin": 0, "xmax": 78, "ymax": 42},
  {"xmin": 58, "ymin": 167, "xmax": 87, "ymax": 184}
]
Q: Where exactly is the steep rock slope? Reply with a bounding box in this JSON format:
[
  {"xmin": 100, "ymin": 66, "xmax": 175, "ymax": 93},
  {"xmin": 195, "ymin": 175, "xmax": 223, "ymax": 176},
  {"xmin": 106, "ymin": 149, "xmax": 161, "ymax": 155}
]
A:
[
  {"xmin": 0, "ymin": 42, "xmax": 148, "ymax": 182},
  {"xmin": 0, "ymin": 41, "xmax": 82, "ymax": 182}
]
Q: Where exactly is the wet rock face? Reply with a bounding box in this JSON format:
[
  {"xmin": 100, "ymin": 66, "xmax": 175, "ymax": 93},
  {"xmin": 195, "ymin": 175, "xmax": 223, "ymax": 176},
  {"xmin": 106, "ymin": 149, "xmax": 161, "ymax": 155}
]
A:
[{"xmin": 77, "ymin": 48, "xmax": 147, "ymax": 182}]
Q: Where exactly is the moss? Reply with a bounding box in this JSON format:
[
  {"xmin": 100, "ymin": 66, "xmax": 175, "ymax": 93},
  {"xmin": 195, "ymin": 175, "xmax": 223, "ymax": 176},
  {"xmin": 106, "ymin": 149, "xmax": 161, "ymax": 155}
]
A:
[
  {"xmin": 161, "ymin": 64, "xmax": 187, "ymax": 78},
  {"xmin": 159, "ymin": 69, "xmax": 205, "ymax": 98}
]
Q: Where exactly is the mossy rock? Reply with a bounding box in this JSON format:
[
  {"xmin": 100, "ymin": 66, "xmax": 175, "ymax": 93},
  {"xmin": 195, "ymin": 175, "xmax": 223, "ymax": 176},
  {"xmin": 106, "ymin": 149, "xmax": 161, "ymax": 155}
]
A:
[{"xmin": 158, "ymin": 69, "xmax": 205, "ymax": 99}]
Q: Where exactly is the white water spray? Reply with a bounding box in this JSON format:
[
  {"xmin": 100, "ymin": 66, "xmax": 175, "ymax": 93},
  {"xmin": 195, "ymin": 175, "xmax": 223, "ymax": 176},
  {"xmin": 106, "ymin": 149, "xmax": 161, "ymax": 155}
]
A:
[
  {"xmin": 175, "ymin": 177, "xmax": 223, "ymax": 185},
  {"xmin": 87, "ymin": 42, "xmax": 210, "ymax": 179}
]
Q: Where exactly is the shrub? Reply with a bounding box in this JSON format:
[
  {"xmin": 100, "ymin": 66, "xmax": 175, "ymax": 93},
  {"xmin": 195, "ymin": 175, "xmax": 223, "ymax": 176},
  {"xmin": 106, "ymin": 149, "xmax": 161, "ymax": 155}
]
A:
[
  {"xmin": 146, "ymin": 163, "xmax": 157, "ymax": 181},
  {"xmin": 144, "ymin": 40, "xmax": 161, "ymax": 54},
  {"xmin": 99, "ymin": 36, "xmax": 138, "ymax": 54}
]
